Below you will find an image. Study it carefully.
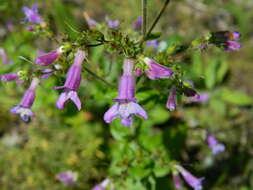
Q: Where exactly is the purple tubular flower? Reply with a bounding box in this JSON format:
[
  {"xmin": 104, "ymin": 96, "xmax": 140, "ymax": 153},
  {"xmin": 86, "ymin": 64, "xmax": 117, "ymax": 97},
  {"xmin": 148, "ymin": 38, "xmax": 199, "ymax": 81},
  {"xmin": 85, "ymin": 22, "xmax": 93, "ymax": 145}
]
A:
[
  {"xmin": 0, "ymin": 73, "xmax": 19, "ymax": 82},
  {"xmin": 224, "ymin": 40, "xmax": 242, "ymax": 51},
  {"xmin": 35, "ymin": 47, "xmax": 63, "ymax": 66},
  {"xmin": 146, "ymin": 40, "xmax": 159, "ymax": 49},
  {"xmin": 166, "ymin": 86, "xmax": 177, "ymax": 111},
  {"xmin": 107, "ymin": 19, "xmax": 120, "ymax": 29},
  {"xmin": 104, "ymin": 59, "xmax": 148, "ymax": 127},
  {"xmin": 207, "ymin": 134, "xmax": 225, "ymax": 155},
  {"xmin": 92, "ymin": 179, "xmax": 110, "ymax": 190},
  {"xmin": 175, "ymin": 165, "xmax": 204, "ymax": 190},
  {"xmin": 173, "ymin": 173, "xmax": 183, "ymax": 189},
  {"xmin": 56, "ymin": 171, "xmax": 77, "ymax": 186},
  {"xmin": 0, "ymin": 48, "xmax": 13, "ymax": 65},
  {"xmin": 133, "ymin": 16, "xmax": 143, "ymax": 30},
  {"xmin": 10, "ymin": 78, "xmax": 39, "ymax": 122},
  {"xmin": 54, "ymin": 50, "xmax": 85, "ymax": 111},
  {"xmin": 143, "ymin": 58, "xmax": 173, "ymax": 80},
  {"xmin": 188, "ymin": 92, "xmax": 209, "ymax": 103},
  {"xmin": 22, "ymin": 4, "xmax": 42, "ymax": 24},
  {"xmin": 87, "ymin": 18, "xmax": 98, "ymax": 27}
]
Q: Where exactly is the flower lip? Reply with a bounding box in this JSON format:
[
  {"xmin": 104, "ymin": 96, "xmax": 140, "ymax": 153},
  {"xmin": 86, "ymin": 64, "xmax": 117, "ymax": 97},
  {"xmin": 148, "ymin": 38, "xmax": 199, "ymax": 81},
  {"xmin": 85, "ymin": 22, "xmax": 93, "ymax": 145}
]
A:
[{"xmin": 10, "ymin": 105, "xmax": 35, "ymax": 123}]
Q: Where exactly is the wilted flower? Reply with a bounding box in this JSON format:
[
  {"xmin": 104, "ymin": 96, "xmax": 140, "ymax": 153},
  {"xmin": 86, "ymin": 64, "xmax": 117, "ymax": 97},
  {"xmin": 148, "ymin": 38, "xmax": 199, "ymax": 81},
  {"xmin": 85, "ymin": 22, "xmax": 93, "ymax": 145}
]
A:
[
  {"xmin": 54, "ymin": 50, "xmax": 85, "ymax": 110},
  {"xmin": 143, "ymin": 57, "xmax": 173, "ymax": 80},
  {"xmin": 0, "ymin": 72, "xmax": 19, "ymax": 82},
  {"xmin": 0, "ymin": 48, "xmax": 13, "ymax": 65},
  {"xmin": 188, "ymin": 92, "xmax": 209, "ymax": 103},
  {"xmin": 104, "ymin": 59, "xmax": 148, "ymax": 127},
  {"xmin": 22, "ymin": 4, "xmax": 42, "ymax": 24},
  {"xmin": 92, "ymin": 178, "xmax": 110, "ymax": 190},
  {"xmin": 146, "ymin": 40, "xmax": 159, "ymax": 49},
  {"xmin": 173, "ymin": 172, "xmax": 183, "ymax": 189},
  {"xmin": 35, "ymin": 47, "xmax": 63, "ymax": 66},
  {"xmin": 210, "ymin": 31, "xmax": 241, "ymax": 51},
  {"xmin": 56, "ymin": 171, "xmax": 78, "ymax": 186},
  {"xmin": 10, "ymin": 78, "xmax": 40, "ymax": 122},
  {"xmin": 132, "ymin": 16, "xmax": 142, "ymax": 30},
  {"xmin": 224, "ymin": 40, "xmax": 242, "ymax": 51},
  {"xmin": 166, "ymin": 86, "xmax": 177, "ymax": 111},
  {"xmin": 175, "ymin": 165, "xmax": 204, "ymax": 190},
  {"xmin": 106, "ymin": 17, "xmax": 120, "ymax": 29},
  {"xmin": 183, "ymin": 87, "xmax": 199, "ymax": 98},
  {"xmin": 207, "ymin": 134, "xmax": 225, "ymax": 155}
]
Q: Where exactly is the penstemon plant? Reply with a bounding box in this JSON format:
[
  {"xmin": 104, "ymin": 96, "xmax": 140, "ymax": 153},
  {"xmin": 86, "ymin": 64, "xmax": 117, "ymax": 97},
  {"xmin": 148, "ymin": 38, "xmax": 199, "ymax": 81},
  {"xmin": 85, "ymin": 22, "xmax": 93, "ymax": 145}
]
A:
[{"xmin": 0, "ymin": 0, "xmax": 242, "ymax": 189}]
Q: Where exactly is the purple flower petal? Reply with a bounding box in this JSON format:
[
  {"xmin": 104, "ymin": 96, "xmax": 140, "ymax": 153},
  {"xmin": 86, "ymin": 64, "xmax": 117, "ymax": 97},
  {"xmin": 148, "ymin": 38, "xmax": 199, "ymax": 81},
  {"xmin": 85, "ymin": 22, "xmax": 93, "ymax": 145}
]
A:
[
  {"xmin": 22, "ymin": 5, "xmax": 42, "ymax": 24},
  {"xmin": 56, "ymin": 91, "xmax": 69, "ymax": 110},
  {"xmin": 207, "ymin": 134, "xmax": 225, "ymax": 155},
  {"xmin": 69, "ymin": 91, "xmax": 82, "ymax": 110},
  {"xmin": 166, "ymin": 86, "xmax": 177, "ymax": 111},
  {"xmin": 132, "ymin": 102, "xmax": 148, "ymax": 119},
  {"xmin": 144, "ymin": 58, "xmax": 173, "ymax": 80},
  {"xmin": 104, "ymin": 103, "xmax": 119, "ymax": 123},
  {"xmin": 57, "ymin": 171, "xmax": 77, "ymax": 186},
  {"xmin": 146, "ymin": 40, "xmax": 159, "ymax": 49},
  {"xmin": 224, "ymin": 40, "xmax": 242, "ymax": 51},
  {"xmin": 92, "ymin": 179, "xmax": 110, "ymax": 190},
  {"xmin": 35, "ymin": 50, "xmax": 60, "ymax": 66},
  {"xmin": 231, "ymin": 32, "xmax": 240, "ymax": 41},
  {"xmin": 121, "ymin": 117, "xmax": 133, "ymax": 127},
  {"xmin": 0, "ymin": 73, "xmax": 19, "ymax": 82},
  {"xmin": 0, "ymin": 48, "xmax": 13, "ymax": 65},
  {"xmin": 173, "ymin": 173, "xmax": 183, "ymax": 189},
  {"xmin": 176, "ymin": 165, "xmax": 204, "ymax": 190},
  {"xmin": 132, "ymin": 16, "xmax": 142, "ymax": 30}
]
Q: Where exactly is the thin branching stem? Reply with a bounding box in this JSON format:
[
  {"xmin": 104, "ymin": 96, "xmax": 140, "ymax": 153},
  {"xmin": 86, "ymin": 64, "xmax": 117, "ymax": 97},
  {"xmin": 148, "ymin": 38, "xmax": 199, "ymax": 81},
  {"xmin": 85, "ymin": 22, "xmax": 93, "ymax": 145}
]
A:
[
  {"xmin": 83, "ymin": 66, "xmax": 115, "ymax": 88},
  {"xmin": 142, "ymin": 0, "xmax": 148, "ymax": 37},
  {"xmin": 141, "ymin": 0, "xmax": 171, "ymax": 43}
]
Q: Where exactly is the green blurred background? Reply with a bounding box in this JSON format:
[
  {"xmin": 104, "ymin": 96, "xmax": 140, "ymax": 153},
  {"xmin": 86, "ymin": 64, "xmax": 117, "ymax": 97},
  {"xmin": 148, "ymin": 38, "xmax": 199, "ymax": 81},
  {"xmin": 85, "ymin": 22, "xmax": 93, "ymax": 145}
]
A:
[{"xmin": 0, "ymin": 0, "xmax": 253, "ymax": 189}]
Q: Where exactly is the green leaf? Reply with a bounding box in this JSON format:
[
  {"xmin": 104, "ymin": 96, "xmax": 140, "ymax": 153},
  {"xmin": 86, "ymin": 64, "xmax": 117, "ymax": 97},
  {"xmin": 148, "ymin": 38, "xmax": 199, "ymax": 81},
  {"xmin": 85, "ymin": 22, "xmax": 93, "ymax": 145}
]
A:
[
  {"xmin": 220, "ymin": 88, "xmax": 252, "ymax": 106},
  {"xmin": 210, "ymin": 99, "xmax": 226, "ymax": 116},
  {"xmin": 146, "ymin": 32, "xmax": 162, "ymax": 40},
  {"xmin": 192, "ymin": 52, "xmax": 203, "ymax": 76},
  {"xmin": 216, "ymin": 59, "xmax": 228, "ymax": 83},
  {"xmin": 153, "ymin": 163, "xmax": 171, "ymax": 177},
  {"xmin": 149, "ymin": 106, "xmax": 170, "ymax": 124},
  {"xmin": 205, "ymin": 59, "xmax": 217, "ymax": 89},
  {"xmin": 52, "ymin": 0, "xmax": 79, "ymax": 39},
  {"xmin": 110, "ymin": 122, "xmax": 130, "ymax": 140},
  {"xmin": 128, "ymin": 158, "xmax": 153, "ymax": 179}
]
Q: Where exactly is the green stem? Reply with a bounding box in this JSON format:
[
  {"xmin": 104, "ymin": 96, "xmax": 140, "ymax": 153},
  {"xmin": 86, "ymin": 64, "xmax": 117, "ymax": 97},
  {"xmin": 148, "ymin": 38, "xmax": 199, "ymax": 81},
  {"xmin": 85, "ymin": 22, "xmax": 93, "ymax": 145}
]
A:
[
  {"xmin": 142, "ymin": 0, "xmax": 171, "ymax": 42},
  {"xmin": 83, "ymin": 66, "xmax": 115, "ymax": 88},
  {"xmin": 142, "ymin": 0, "xmax": 148, "ymax": 36}
]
